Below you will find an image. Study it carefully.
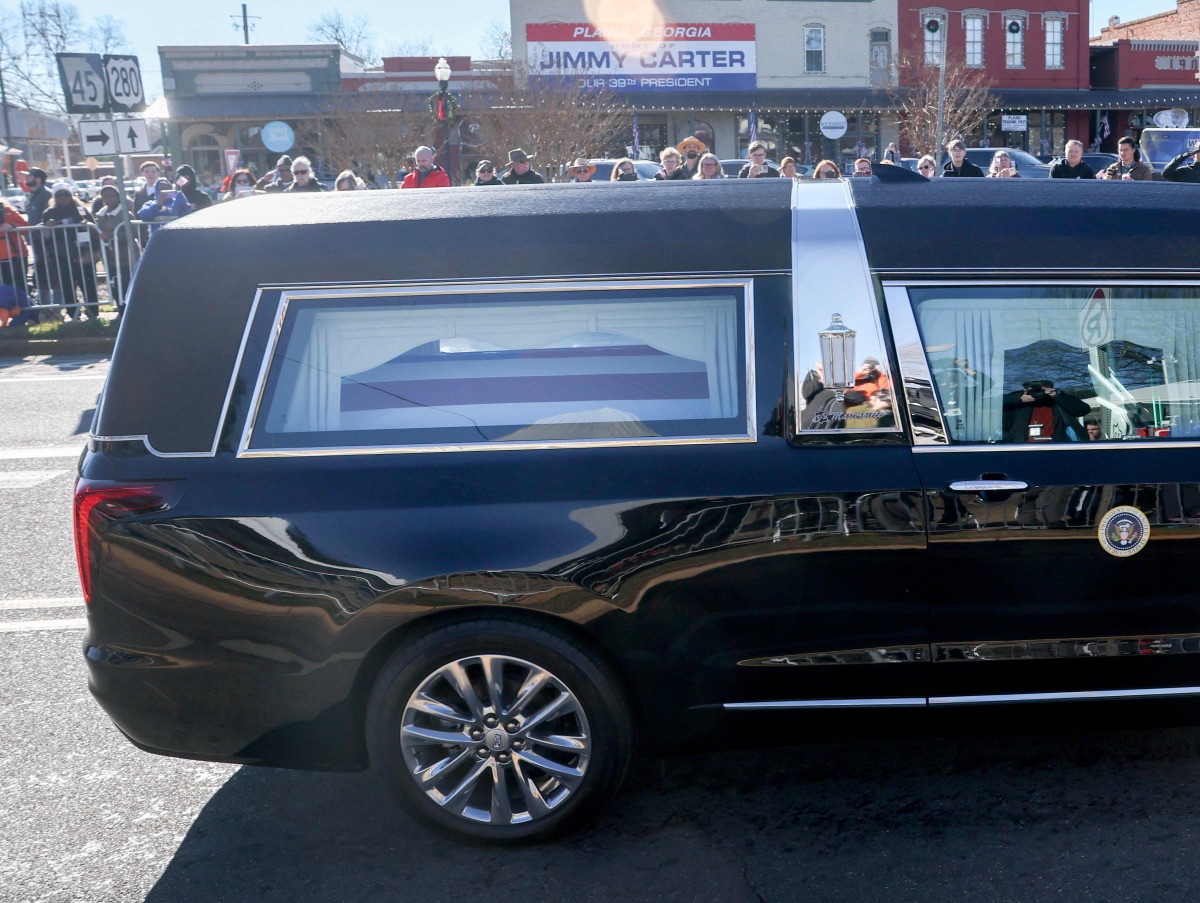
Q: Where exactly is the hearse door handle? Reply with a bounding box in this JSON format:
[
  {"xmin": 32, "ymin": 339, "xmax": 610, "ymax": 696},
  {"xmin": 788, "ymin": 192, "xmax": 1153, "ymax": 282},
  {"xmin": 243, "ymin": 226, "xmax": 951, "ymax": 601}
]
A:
[{"xmin": 947, "ymin": 479, "xmax": 1029, "ymax": 493}]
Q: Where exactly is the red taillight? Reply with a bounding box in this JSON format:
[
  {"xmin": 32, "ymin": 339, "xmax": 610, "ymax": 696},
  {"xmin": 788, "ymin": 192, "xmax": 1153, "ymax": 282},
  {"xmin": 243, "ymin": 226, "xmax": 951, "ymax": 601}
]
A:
[{"xmin": 73, "ymin": 482, "xmax": 173, "ymax": 604}]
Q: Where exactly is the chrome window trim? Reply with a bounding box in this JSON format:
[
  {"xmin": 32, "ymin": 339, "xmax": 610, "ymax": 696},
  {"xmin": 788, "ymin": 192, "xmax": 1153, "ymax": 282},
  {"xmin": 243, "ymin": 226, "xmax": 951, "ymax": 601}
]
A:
[
  {"xmin": 236, "ymin": 277, "xmax": 758, "ymax": 458},
  {"xmin": 929, "ymin": 686, "xmax": 1200, "ymax": 705},
  {"xmin": 724, "ymin": 686, "xmax": 1200, "ymax": 711},
  {"xmin": 724, "ymin": 698, "xmax": 927, "ymax": 710},
  {"xmin": 882, "ymin": 283, "xmax": 946, "ymax": 445},
  {"xmin": 792, "ymin": 178, "xmax": 901, "ymax": 436},
  {"xmin": 882, "ymin": 279, "xmax": 1200, "ymax": 451}
]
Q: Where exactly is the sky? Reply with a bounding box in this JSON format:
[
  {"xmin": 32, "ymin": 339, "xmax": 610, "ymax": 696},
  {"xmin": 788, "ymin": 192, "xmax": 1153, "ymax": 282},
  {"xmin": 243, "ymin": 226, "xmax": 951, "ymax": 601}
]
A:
[{"xmin": 5, "ymin": 0, "xmax": 1182, "ymax": 102}]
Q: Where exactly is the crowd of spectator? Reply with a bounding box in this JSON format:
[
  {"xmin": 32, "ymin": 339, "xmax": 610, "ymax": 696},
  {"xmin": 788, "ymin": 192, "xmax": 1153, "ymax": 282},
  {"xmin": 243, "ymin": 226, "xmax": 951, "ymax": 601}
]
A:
[{"xmin": 2, "ymin": 130, "xmax": 1197, "ymax": 329}]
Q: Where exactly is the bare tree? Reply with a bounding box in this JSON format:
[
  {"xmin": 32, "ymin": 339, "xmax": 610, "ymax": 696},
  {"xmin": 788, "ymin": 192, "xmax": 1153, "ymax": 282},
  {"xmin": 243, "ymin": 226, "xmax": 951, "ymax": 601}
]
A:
[
  {"xmin": 297, "ymin": 95, "xmax": 429, "ymax": 188},
  {"xmin": 308, "ymin": 12, "xmax": 376, "ymax": 66},
  {"xmin": 478, "ymin": 66, "xmax": 631, "ymax": 179},
  {"xmin": 478, "ymin": 22, "xmax": 511, "ymax": 61},
  {"xmin": 0, "ymin": 0, "xmax": 129, "ymax": 113},
  {"xmin": 387, "ymin": 36, "xmax": 435, "ymax": 57},
  {"xmin": 86, "ymin": 14, "xmax": 127, "ymax": 56},
  {"xmin": 887, "ymin": 50, "xmax": 997, "ymax": 158}
]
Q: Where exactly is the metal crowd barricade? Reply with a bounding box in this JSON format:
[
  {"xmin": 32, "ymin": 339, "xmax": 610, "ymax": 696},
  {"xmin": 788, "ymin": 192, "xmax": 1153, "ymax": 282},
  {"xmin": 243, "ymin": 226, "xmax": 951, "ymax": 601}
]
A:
[{"xmin": 7, "ymin": 219, "xmax": 162, "ymax": 319}]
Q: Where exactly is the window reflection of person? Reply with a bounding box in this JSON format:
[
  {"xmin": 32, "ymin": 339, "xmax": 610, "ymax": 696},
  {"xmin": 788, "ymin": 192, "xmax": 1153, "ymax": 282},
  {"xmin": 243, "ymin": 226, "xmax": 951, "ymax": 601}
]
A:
[
  {"xmin": 845, "ymin": 387, "xmax": 894, "ymax": 429},
  {"xmin": 1084, "ymin": 416, "xmax": 1105, "ymax": 441},
  {"xmin": 1003, "ymin": 379, "xmax": 1090, "ymax": 443},
  {"xmin": 800, "ymin": 361, "xmax": 844, "ymax": 429}
]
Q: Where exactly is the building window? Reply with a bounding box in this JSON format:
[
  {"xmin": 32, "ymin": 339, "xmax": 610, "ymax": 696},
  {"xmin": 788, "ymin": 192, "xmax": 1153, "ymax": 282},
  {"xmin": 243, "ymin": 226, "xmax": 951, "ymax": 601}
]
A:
[
  {"xmin": 923, "ymin": 14, "xmax": 946, "ymax": 66},
  {"xmin": 1005, "ymin": 14, "xmax": 1026, "ymax": 69},
  {"xmin": 1045, "ymin": 17, "xmax": 1065, "ymax": 69},
  {"xmin": 805, "ymin": 26, "xmax": 825, "ymax": 74},
  {"xmin": 964, "ymin": 16, "xmax": 985, "ymax": 68},
  {"xmin": 870, "ymin": 29, "xmax": 891, "ymax": 87}
]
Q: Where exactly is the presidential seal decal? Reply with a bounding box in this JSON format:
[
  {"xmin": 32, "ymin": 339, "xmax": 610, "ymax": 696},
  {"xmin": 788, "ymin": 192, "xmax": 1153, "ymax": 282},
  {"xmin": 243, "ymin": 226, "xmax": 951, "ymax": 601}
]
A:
[{"xmin": 1098, "ymin": 506, "xmax": 1150, "ymax": 558}]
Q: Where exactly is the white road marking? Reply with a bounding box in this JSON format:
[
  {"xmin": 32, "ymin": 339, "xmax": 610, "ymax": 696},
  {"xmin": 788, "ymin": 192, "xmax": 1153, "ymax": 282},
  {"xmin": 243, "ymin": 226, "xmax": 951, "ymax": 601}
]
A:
[
  {"xmin": 0, "ymin": 469, "xmax": 69, "ymax": 489},
  {"xmin": 0, "ymin": 373, "xmax": 107, "ymax": 383},
  {"xmin": 0, "ymin": 618, "xmax": 88, "ymax": 633},
  {"xmin": 0, "ymin": 445, "xmax": 85, "ymax": 460},
  {"xmin": 0, "ymin": 597, "xmax": 85, "ymax": 611}
]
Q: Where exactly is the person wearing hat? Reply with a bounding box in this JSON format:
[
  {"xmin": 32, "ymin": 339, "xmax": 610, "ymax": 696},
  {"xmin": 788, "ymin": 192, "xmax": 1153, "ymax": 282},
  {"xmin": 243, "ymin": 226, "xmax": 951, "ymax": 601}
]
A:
[
  {"xmin": 259, "ymin": 155, "xmax": 295, "ymax": 192},
  {"xmin": 42, "ymin": 182, "xmax": 100, "ymax": 320},
  {"xmin": 677, "ymin": 136, "xmax": 707, "ymax": 179},
  {"xmin": 568, "ymin": 158, "xmax": 597, "ymax": 183},
  {"xmin": 174, "ymin": 164, "xmax": 213, "ymax": 209},
  {"xmin": 93, "ymin": 182, "xmax": 137, "ymax": 311},
  {"xmin": 23, "ymin": 167, "xmax": 52, "ymax": 225},
  {"xmin": 472, "ymin": 160, "xmax": 502, "ymax": 186},
  {"xmin": 501, "ymin": 149, "xmax": 544, "ymax": 185}
]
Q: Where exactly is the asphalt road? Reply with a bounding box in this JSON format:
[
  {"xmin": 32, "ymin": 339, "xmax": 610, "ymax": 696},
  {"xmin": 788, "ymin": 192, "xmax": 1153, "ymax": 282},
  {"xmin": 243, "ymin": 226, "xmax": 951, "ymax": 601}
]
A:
[{"xmin": 3, "ymin": 352, "xmax": 1200, "ymax": 902}]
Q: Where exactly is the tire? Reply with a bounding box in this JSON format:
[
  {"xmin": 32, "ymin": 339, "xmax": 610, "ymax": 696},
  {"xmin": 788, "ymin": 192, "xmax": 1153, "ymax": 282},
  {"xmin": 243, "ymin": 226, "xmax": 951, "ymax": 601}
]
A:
[{"xmin": 366, "ymin": 618, "xmax": 633, "ymax": 843}]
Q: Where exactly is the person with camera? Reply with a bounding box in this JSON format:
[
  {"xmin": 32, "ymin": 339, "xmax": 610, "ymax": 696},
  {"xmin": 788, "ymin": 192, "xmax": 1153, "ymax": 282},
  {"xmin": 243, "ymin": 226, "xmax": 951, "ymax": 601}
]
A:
[
  {"xmin": 1003, "ymin": 379, "xmax": 1091, "ymax": 443},
  {"xmin": 1161, "ymin": 142, "xmax": 1200, "ymax": 184}
]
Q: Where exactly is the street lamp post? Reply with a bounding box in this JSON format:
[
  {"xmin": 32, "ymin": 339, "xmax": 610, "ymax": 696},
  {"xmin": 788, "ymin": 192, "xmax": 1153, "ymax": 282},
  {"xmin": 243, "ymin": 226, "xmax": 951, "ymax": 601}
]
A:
[{"xmin": 432, "ymin": 57, "xmax": 459, "ymax": 184}]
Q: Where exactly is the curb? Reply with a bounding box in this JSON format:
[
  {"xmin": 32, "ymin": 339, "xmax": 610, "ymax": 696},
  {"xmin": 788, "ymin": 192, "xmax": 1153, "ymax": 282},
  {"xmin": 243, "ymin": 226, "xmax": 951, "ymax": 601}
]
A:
[{"xmin": 0, "ymin": 336, "xmax": 117, "ymax": 357}]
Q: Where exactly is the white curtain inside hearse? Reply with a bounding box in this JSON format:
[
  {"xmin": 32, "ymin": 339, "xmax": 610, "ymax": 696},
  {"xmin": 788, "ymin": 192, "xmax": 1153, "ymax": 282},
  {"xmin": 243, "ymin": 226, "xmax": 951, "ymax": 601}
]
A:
[
  {"xmin": 257, "ymin": 293, "xmax": 743, "ymax": 442},
  {"xmin": 912, "ymin": 288, "xmax": 1200, "ymax": 443}
]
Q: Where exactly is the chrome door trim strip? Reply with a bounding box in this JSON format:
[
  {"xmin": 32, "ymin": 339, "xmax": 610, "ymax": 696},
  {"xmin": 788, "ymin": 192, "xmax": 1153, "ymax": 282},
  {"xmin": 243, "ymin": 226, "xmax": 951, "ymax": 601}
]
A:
[
  {"xmin": 738, "ymin": 645, "xmax": 929, "ymax": 666},
  {"xmin": 936, "ymin": 634, "xmax": 1200, "ymax": 662},
  {"xmin": 882, "ymin": 283, "xmax": 946, "ymax": 445},
  {"xmin": 724, "ymin": 698, "xmax": 927, "ymax": 710},
  {"xmin": 930, "ymin": 686, "xmax": 1200, "ymax": 705}
]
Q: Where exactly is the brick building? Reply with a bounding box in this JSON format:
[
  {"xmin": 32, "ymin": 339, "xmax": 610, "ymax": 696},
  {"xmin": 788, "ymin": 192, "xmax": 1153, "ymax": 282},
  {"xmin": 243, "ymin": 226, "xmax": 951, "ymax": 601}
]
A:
[
  {"xmin": 896, "ymin": 0, "xmax": 1092, "ymax": 154},
  {"xmin": 1094, "ymin": 0, "xmax": 1200, "ymax": 41}
]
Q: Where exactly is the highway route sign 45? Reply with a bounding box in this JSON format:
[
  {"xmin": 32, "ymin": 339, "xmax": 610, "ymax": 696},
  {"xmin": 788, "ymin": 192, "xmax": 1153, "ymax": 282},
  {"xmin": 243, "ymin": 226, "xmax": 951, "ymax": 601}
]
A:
[{"xmin": 57, "ymin": 53, "xmax": 146, "ymax": 114}]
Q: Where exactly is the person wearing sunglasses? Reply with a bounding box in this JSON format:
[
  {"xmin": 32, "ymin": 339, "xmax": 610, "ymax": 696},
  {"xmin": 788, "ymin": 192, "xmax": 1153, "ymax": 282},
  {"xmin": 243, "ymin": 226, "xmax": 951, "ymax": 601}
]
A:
[
  {"xmin": 284, "ymin": 157, "xmax": 328, "ymax": 192},
  {"xmin": 916, "ymin": 155, "xmax": 937, "ymax": 179},
  {"xmin": 568, "ymin": 157, "xmax": 597, "ymax": 183},
  {"xmin": 222, "ymin": 168, "xmax": 259, "ymax": 201},
  {"xmin": 693, "ymin": 153, "xmax": 725, "ymax": 180},
  {"xmin": 812, "ymin": 159, "xmax": 841, "ymax": 179},
  {"xmin": 472, "ymin": 160, "xmax": 502, "ymax": 186}
]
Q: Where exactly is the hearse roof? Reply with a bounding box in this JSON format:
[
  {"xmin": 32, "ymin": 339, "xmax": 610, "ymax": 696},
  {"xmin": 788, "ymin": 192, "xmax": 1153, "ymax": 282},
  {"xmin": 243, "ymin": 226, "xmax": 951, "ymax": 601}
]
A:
[{"xmin": 99, "ymin": 179, "xmax": 1200, "ymax": 454}]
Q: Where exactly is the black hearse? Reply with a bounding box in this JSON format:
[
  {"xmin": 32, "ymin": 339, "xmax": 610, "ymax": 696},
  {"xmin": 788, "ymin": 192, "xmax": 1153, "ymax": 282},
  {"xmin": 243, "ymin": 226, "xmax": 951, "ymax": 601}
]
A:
[{"xmin": 80, "ymin": 177, "xmax": 1200, "ymax": 841}]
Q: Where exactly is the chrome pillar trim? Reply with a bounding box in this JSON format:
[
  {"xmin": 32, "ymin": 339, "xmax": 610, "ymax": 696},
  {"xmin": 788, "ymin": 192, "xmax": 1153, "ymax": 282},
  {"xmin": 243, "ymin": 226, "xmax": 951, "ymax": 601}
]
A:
[
  {"xmin": 881, "ymin": 283, "xmax": 948, "ymax": 445},
  {"xmin": 934, "ymin": 634, "xmax": 1200, "ymax": 663},
  {"xmin": 930, "ymin": 686, "xmax": 1200, "ymax": 706},
  {"xmin": 724, "ymin": 698, "xmax": 927, "ymax": 711},
  {"xmin": 792, "ymin": 180, "xmax": 899, "ymax": 436},
  {"xmin": 738, "ymin": 645, "xmax": 930, "ymax": 667}
]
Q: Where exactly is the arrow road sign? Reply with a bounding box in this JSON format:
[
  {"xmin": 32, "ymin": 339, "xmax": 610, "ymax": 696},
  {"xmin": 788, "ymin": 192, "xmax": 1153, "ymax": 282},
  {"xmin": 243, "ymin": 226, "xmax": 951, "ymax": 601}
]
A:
[
  {"xmin": 80, "ymin": 121, "xmax": 115, "ymax": 157},
  {"xmin": 114, "ymin": 118, "xmax": 150, "ymax": 153},
  {"xmin": 57, "ymin": 53, "xmax": 108, "ymax": 114}
]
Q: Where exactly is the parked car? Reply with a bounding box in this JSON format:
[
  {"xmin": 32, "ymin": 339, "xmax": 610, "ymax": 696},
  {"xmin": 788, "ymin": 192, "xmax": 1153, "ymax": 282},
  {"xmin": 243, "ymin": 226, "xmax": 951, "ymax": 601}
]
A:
[
  {"xmin": 1138, "ymin": 127, "xmax": 1200, "ymax": 175},
  {"xmin": 720, "ymin": 158, "xmax": 782, "ymax": 177},
  {"xmin": 942, "ymin": 147, "xmax": 1054, "ymax": 178},
  {"xmin": 5, "ymin": 186, "xmax": 26, "ymax": 212},
  {"xmin": 81, "ymin": 178, "xmax": 1200, "ymax": 843},
  {"xmin": 585, "ymin": 159, "xmax": 661, "ymax": 181},
  {"xmin": 1082, "ymin": 153, "xmax": 1119, "ymax": 176}
]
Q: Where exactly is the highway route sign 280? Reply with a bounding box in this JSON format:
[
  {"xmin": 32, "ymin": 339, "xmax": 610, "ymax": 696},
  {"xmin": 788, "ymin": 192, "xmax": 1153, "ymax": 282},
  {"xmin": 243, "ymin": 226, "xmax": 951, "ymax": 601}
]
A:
[{"xmin": 56, "ymin": 53, "xmax": 145, "ymax": 114}]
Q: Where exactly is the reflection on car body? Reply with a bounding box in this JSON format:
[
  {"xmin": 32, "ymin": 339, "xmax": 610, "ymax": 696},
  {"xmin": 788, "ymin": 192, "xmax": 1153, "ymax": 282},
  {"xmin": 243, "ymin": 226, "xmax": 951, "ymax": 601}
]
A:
[{"xmin": 80, "ymin": 176, "xmax": 1200, "ymax": 842}]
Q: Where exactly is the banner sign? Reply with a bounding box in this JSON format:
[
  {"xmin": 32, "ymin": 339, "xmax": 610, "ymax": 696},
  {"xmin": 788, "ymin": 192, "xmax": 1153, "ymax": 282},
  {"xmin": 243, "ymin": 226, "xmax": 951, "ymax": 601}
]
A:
[{"xmin": 527, "ymin": 23, "xmax": 756, "ymax": 93}]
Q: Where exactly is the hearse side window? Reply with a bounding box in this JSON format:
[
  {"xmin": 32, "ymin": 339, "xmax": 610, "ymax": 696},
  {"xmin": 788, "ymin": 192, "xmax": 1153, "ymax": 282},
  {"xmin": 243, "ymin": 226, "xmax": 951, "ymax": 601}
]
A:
[
  {"xmin": 245, "ymin": 283, "xmax": 753, "ymax": 453},
  {"xmin": 909, "ymin": 286, "xmax": 1200, "ymax": 444}
]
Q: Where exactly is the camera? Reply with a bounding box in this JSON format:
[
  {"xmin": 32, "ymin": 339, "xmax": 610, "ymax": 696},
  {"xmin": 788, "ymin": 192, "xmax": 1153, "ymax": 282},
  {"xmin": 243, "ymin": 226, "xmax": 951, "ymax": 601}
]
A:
[{"xmin": 1026, "ymin": 381, "xmax": 1046, "ymax": 398}]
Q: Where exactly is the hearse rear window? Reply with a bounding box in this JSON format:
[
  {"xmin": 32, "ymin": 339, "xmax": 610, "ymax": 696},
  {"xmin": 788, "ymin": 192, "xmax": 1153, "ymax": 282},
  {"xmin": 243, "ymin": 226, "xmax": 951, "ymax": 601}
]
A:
[
  {"xmin": 909, "ymin": 285, "xmax": 1200, "ymax": 444},
  {"xmin": 244, "ymin": 281, "xmax": 754, "ymax": 454}
]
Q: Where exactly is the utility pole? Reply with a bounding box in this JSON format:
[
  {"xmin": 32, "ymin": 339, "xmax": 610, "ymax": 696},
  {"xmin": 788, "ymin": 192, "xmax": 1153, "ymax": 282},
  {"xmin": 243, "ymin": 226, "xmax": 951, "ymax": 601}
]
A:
[
  {"xmin": 231, "ymin": 4, "xmax": 259, "ymax": 45},
  {"xmin": 0, "ymin": 39, "xmax": 13, "ymax": 190}
]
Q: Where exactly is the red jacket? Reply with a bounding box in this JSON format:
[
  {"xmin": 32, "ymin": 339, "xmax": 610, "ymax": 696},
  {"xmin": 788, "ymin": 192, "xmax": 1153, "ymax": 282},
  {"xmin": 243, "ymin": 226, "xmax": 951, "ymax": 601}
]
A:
[{"xmin": 401, "ymin": 166, "xmax": 451, "ymax": 189}]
